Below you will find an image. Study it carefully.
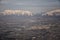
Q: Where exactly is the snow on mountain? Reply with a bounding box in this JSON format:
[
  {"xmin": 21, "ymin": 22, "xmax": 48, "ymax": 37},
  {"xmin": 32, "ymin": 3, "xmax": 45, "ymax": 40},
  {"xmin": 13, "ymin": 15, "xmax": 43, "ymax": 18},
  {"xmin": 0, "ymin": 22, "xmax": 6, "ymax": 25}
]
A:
[
  {"xmin": 42, "ymin": 9, "xmax": 60, "ymax": 16},
  {"xmin": 0, "ymin": 10, "xmax": 33, "ymax": 16}
]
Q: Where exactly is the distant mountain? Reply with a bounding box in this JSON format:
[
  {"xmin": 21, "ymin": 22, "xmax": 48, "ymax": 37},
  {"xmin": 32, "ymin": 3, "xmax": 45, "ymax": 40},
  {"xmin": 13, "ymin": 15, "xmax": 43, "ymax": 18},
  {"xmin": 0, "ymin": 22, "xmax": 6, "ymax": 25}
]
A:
[
  {"xmin": 42, "ymin": 9, "xmax": 60, "ymax": 16},
  {"xmin": 0, "ymin": 10, "xmax": 33, "ymax": 16}
]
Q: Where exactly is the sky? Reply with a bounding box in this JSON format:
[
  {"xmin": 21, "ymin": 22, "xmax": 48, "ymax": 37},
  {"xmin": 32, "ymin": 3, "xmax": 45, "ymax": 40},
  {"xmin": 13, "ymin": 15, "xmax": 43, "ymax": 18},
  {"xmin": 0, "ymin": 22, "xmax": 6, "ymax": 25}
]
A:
[{"xmin": 0, "ymin": 0, "xmax": 60, "ymax": 14}]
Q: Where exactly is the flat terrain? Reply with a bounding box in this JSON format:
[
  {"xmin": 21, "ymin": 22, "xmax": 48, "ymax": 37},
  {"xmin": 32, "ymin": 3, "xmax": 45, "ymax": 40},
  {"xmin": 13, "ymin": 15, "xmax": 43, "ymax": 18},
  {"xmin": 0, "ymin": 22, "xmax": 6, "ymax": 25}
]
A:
[{"xmin": 0, "ymin": 15, "xmax": 60, "ymax": 40}]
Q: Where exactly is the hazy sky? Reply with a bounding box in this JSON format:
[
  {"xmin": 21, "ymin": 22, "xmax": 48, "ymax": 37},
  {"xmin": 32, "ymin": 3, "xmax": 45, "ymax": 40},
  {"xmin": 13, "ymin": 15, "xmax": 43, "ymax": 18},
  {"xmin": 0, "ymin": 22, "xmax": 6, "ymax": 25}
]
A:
[{"xmin": 0, "ymin": 0, "xmax": 60, "ymax": 13}]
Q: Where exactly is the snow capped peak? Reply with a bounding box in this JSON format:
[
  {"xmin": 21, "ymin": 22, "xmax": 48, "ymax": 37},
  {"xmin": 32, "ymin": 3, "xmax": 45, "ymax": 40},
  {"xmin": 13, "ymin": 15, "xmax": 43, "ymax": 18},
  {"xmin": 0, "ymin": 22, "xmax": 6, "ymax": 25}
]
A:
[
  {"xmin": 0, "ymin": 10, "xmax": 33, "ymax": 16},
  {"xmin": 43, "ymin": 9, "xmax": 60, "ymax": 16}
]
